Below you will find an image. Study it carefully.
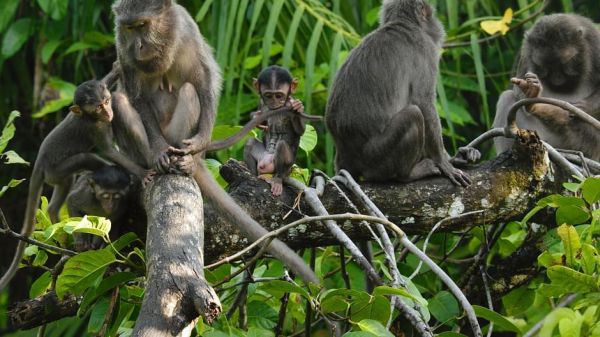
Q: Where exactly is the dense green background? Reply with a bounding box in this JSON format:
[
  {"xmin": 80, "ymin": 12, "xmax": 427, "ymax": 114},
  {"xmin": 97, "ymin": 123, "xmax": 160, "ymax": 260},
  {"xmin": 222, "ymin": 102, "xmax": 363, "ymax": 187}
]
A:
[{"xmin": 1, "ymin": 0, "xmax": 599, "ymax": 336}]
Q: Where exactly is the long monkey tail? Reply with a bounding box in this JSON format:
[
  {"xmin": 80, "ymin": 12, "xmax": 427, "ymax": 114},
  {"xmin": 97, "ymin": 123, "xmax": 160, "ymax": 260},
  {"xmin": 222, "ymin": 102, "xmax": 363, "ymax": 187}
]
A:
[
  {"xmin": 192, "ymin": 161, "xmax": 319, "ymax": 285},
  {"xmin": 0, "ymin": 167, "xmax": 44, "ymax": 291}
]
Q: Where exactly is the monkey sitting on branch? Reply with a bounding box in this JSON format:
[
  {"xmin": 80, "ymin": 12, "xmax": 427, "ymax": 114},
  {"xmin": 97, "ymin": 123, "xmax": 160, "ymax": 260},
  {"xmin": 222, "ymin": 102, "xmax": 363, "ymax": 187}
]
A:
[
  {"xmin": 326, "ymin": 0, "xmax": 477, "ymax": 186},
  {"xmin": 243, "ymin": 65, "xmax": 321, "ymax": 196},
  {"xmin": 67, "ymin": 165, "xmax": 133, "ymax": 251},
  {"xmin": 0, "ymin": 73, "xmax": 154, "ymax": 291},
  {"xmin": 493, "ymin": 13, "xmax": 600, "ymax": 161}
]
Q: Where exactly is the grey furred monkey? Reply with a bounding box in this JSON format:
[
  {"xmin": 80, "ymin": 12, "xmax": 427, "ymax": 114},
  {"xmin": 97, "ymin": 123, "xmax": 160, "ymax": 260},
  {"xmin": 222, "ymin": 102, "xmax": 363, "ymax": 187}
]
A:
[
  {"xmin": 0, "ymin": 69, "xmax": 151, "ymax": 291},
  {"xmin": 112, "ymin": 0, "xmax": 318, "ymax": 285},
  {"xmin": 326, "ymin": 0, "xmax": 473, "ymax": 186},
  {"xmin": 68, "ymin": 166, "xmax": 132, "ymax": 251},
  {"xmin": 493, "ymin": 14, "xmax": 600, "ymax": 160}
]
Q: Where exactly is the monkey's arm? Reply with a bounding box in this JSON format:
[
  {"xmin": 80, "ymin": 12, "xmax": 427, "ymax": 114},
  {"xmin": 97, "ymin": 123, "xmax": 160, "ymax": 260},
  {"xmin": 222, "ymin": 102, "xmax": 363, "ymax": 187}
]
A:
[
  {"xmin": 177, "ymin": 87, "xmax": 218, "ymax": 156},
  {"xmin": 101, "ymin": 61, "xmax": 121, "ymax": 89},
  {"xmin": 101, "ymin": 148, "xmax": 151, "ymax": 183}
]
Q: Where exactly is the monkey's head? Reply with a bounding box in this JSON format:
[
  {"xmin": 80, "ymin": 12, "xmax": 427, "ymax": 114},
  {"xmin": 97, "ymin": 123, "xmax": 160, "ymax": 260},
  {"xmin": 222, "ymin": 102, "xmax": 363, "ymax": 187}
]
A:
[
  {"xmin": 113, "ymin": 0, "xmax": 177, "ymax": 75},
  {"xmin": 380, "ymin": 0, "xmax": 444, "ymax": 43},
  {"xmin": 523, "ymin": 14, "xmax": 590, "ymax": 93},
  {"xmin": 254, "ymin": 66, "xmax": 298, "ymax": 110},
  {"xmin": 70, "ymin": 80, "xmax": 113, "ymax": 123},
  {"xmin": 89, "ymin": 166, "xmax": 131, "ymax": 215}
]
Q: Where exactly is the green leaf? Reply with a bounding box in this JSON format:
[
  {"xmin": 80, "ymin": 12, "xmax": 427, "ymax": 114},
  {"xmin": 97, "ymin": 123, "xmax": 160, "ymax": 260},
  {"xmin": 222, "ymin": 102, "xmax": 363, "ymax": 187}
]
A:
[
  {"xmin": 437, "ymin": 333, "xmax": 469, "ymax": 337},
  {"xmin": 0, "ymin": 110, "xmax": 20, "ymax": 153},
  {"xmin": 356, "ymin": 319, "xmax": 394, "ymax": 337},
  {"xmin": 582, "ymin": 178, "xmax": 600, "ymax": 205},
  {"xmin": 557, "ymin": 205, "xmax": 590, "ymax": 226},
  {"xmin": 299, "ymin": 124, "xmax": 318, "ymax": 153},
  {"xmin": 195, "ymin": 0, "xmax": 213, "ymax": 22},
  {"xmin": 429, "ymin": 291, "xmax": 459, "ymax": 325},
  {"xmin": 0, "ymin": 179, "xmax": 25, "ymax": 198},
  {"xmin": 343, "ymin": 333, "xmax": 379, "ymax": 337},
  {"xmin": 2, "ymin": 18, "xmax": 34, "ymax": 58},
  {"xmin": 107, "ymin": 232, "xmax": 139, "ymax": 253},
  {"xmin": 32, "ymin": 249, "xmax": 48, "ymax": 266},
  {"xmin": 563, "ymin": 182, "xmax": 582, "ymax": 193},
  {"xmin": 547, "ymin": 265, "xmax": 599, "ymax": 293},
  {"xmin": 0, "ymin": 0, "xmax": 20, "ymax": 34},
  {"xmin": 64, "ymin": 215, "xmax": 111, "ymax": 238},
  {"xmin": 539, "ymin": 308, "xmax": 576, "ymax": 337},
  {"xmin": 29, "ymin": 271, "xmax": 52, "ymax": 298},
  {"xmin": 473, "ymin": 305, "xmax": 521, "ymax": 333},
  {"xmin": 321, "ymin": 295, "xmax": 350, "ymax": 314},
  {"xmin": 88, "ymin": 295, "xmax": 110, "ymax": 334},
  {"xmin": 2, "ymin": 150, "xmax": 29, "ymax": 165},
  {"xmin": 80, "ymin": 272, "xmax": 137, "ymax": 315},
  {"xmin": 372, "ymin": 286, "xmax": 425, "ymax": 306},
  {"xmin": 37, "ymin": 0, "xmax": 69, "ymax": 20},
  {"xmin": 247, "ymin": 328, "xmax": 275, "ymax": 337},
  {"xmin": 32, "ymin": 78, "xmax": 77, "ymax": 118},
  {"xmin": 261, "ymin": 0, "xmax": 284, "ymax": 69},
  {"xmin": 350, "ymin": 295, "xmax": 391, "ymax": 326},
  {"xmin": 502, "ymin": 286, "xmax": 535, "ymax": 316},
  {"xmin": 557, "ymin": 224, "xmax": 581, "ymax": 266},
  {"xmin": 260, "ymin": 280, "xmax": 310, "ymax": 299},
  {"xmin": 41, "ymin": 40, "xmax": 63, "ymax": 64},
  {"xmin": 204, "ymin": 158, "xmax": 227, "ymax": 188},
  {"xmin": 246, "ymin": 301, "xmax": 278, "ymax": 330},
  {"xmin": 580, "ymin": 244, "xmax": 598, "ymax": 275},
  {"xmin": 64, "ymin": 41, "xmax": 101, "ymax": 55},
  {"xmin": 56, "ymin": 249, "xmax": 117, "ymax": 299}
]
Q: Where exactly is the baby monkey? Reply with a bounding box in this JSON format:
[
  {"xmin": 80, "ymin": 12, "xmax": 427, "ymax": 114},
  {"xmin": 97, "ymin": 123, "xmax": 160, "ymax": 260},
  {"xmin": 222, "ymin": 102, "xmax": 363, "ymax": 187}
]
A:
[
  {"xmin": 244, "ymin": 66, "xmax": 310, "ymax": 196},
  {"xmin": 67, "ymin": 166, "xmax": 132, "ymax": 251}
]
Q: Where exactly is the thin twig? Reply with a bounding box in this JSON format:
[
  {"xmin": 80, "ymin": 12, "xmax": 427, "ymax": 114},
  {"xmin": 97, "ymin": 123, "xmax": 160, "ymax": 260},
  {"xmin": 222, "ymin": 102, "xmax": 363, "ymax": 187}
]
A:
[
  {"xmin": 97, "ymin": 287, "xmax": 119, "ymax": 337},
  {"xmin": 480, "ymin": 266, "xmax": 494, "ymax": 337}
]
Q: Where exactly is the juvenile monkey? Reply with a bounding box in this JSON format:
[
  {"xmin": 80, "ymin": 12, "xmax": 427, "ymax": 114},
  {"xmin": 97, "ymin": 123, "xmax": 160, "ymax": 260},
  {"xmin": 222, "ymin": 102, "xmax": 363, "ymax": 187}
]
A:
[
  {"xmin": 326, "ymin": 0, "xmax": 472, "ymax": 186},
  {"xmin": 0, "ymin": 74, "xmax": 152, "ymax": 290},
  {"xmin": 493, "ymin": 14, "xmax": 600, "ymax": 160},
  {"xmin": 67, "ymin": 166, "xmax": 132, "ymax": 251},
  {"xmin": 244, "ymin": 66, "xmax": 316, "ymax": 196},
  {"xmin": 112, "ymin": 0, "xmax": 318, "ymax": 284}
]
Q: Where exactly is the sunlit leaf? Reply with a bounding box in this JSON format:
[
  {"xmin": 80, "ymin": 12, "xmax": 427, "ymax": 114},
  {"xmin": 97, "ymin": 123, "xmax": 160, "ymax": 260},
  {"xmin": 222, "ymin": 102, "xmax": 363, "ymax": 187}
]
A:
[
  {"xmin": 29, "ymin": 271, "xmax": 52, "ymax": 298},
  {"xmin": 557, "ymin": 224, "xmax": 581, "ymax": 266},
  {"xmin": 356, "ymin": 319, "xmax": 394, "ymax": 337},
  {"xmin": 300, "ymin": 124, "xmax": 318, "ymax": 153},
  {"xmin": 0, "ymin": 110, "xmax": 20, "ymax": 153},
  {"xmin": 480, "ymin": 8, "xmax": 513, "ymax": 35},
  {"xmin": 3, "ymin": 150, "xmax": 29, "ymax": 165},
  {"xmin": 582, "ymin": 177, "xmax": 600, "ymax": 205},
  {"xmin": 547, "ymin": 265, "xmax": 598, "ymax": 293},
  {"xmin": 0, "ymin": 179, "xmax": 25, "ymax": 198}
]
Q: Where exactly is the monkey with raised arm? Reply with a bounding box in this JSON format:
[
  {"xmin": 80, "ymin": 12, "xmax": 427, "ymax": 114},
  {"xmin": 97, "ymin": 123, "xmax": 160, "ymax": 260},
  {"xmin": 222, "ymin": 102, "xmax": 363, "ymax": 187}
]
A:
[
  {"xmin": 68, "ymin": 166, "xmax": 132, "ymax": 251},
  {"xmin": 493, "ymin": 14, "xmax": 600, "ymax": 160},
  {"xmin": 0, "ymin": 71, "xmax": 153, "ymax": 290},
  {"xmin": 326, "ymin": 0, "xmax": 473, "ymax": 186},
  {"xmin": 112, "ymin": 0, "xmax": 318, "ymax": 284},
  {"xmin": 244, "ymin": 66, "xmax": 317, "ymax": 196}
]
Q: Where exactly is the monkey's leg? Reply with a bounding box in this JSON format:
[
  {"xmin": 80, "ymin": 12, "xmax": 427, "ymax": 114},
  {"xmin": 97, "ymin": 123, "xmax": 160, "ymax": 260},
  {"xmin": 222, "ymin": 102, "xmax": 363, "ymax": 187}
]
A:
[
  {"xmin": 361, "ymin": 105, "xmax": 426, "ymax": 181},
  {"xmin": 112, "ymin": 92, "xmax": 152, "ymax": 167},
  {"xmin": 163, "ymin": 83, "xmax": 201, "ymax": 146},
  {"xmin": 243, "ymin": 138, "xmax": 266, "ymax": 176},
  {"xmin": 51, "ymin": 153, "xmax": 111, "ymax": 179},
  {"xmin": 271, "ymin": 140, "xmax": 295, "ymax": 196},
  {"xmin": 47, "ymin": 179, "xmax": 73, "ymax": 223}
]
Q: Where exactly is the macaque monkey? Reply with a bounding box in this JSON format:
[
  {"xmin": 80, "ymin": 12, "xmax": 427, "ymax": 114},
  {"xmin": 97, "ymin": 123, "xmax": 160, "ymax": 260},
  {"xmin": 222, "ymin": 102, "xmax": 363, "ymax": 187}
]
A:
[
  {"xmin": 67, "ymin": 166, "xmax": 132, "ymax": 251},
  {"xmin": 112, "ymin": 0, "xmax": 318, "ymax": 284},
  {"xmin": 0, "ymin": 73, "xmax": 152, "ymax": 290},
  {"xmin": 493, "ymin": 14, "xmax": 600, "ymax": 160},
  {"xmin": 244, "ymin": 65, "xmax": 314, "ymax": 196},
  {"xmin": 326, "ymin": 0, "xmax": 473, "ymax": 186}
]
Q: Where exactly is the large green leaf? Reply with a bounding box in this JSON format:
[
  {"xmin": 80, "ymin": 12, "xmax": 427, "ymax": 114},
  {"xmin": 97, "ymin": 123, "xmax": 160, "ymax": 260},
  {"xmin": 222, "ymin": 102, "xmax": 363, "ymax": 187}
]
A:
[
  {"xmin": 246, "ymin": 301, "xmax": 278, "ymax": 330},
  {"xmin": 0, "ymin": 0, "xmax": 19, "ymax": 34},
  {"xmin": 473, "ymin": 305, "xmax": 521, "ymax": 333},
  {"xmin": 350, "ymin": 295, "xmax": 391, "ymax": 326},
  {"xmin": 356, "ymin": 319, "xmax": 394, "ymax": 337},
  {"xmin": 56, "ymin": 249, "xmax": 117, "ymax": 299},
  {"xmin": 37, "ymin": 0, "xmax": 69, "ymax": 20},
  {"xmin": 299, "ymin": 124, "xmax": 318, "ymax": 153},
  {"xmin": 88, "ymin": 295, "xmax": 110, "ymax": 334},
  {"xmin": 557, "ymin": 224, "xmax": 581, "ymax": 267},
  {"xmin": 41, "ymin": 39, "xmax": 63, "ymax": 64},
  {"xmin": 32, "ymin": 78, "xmax": 77, "ymax": 118},
  {"xmin": 1, "ymin": 18, "xmax": 34, "ymax": 58},
  {"xmin": 502, "ymin": 286, "xmax": 535, "ymax": 316},
  {"xmin": 547, "ymin": 265, "xmax": 599, "ymax": 293},
  {"xmin": 29, "ymin": 271, "xmax": 52, "ymax": 299},
  {"xmin": 429, "ymin": 291, "xmax": 459, "ymax": 325},
  {"xmin": 63, "ymin": 215, "xmax": 111, "ymax": 238},
  {"xmin": 260, "ymin": 280, "xmax": 310, "ymax": 299},
  {"xmin": 372, "ymin": 286, "xmax": 425, "ymax": 306},
  {"xmin": 582, "ymin": 178, "xmax": 600, "ymax": 205},
  {"xmin": 539, "ymin": 308, "xmax": 577, "ymax": 337}
]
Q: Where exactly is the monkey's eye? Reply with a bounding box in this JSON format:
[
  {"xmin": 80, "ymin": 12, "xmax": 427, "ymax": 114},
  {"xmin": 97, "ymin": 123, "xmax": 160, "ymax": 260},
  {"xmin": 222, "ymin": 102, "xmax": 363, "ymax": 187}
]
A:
[
  {"xmin": 274, "ymin": 93, "xmax": 286, "ymax": 100},
  {"xmin": 101, "ymin": 193, "xmax": 111, "ymax": 199},
  {"xmin": 113, "ymin": 194, "xmax": 122, "ymax": 199}
]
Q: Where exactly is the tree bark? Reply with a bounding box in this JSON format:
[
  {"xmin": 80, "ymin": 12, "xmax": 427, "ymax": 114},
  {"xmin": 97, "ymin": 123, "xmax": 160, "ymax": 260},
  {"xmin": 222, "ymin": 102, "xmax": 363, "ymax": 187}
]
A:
[{"xmin": 131, "ymin": 174, "xmax": 220, "ymax": 337}]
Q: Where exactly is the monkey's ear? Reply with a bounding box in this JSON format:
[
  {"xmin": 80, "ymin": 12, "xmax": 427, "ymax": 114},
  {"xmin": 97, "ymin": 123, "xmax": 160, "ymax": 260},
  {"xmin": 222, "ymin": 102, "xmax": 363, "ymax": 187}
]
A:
[
  {"xmin": 290, "ymin": 79, "xmax": 299, "ymax": 94},
  {"xmin": 253, "ymin": 78, "xmax": 260, "ymax": 92},
  {"xmin": 69, "ymin": 105, "xmax": 82, "ymax": 115}
]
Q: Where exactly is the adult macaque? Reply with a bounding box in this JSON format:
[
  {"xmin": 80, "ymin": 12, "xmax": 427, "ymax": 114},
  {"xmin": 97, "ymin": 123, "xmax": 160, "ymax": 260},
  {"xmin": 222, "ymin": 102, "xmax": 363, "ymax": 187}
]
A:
[
  {"xmin": 244, "ymin": 65, "xmax": 316, "ymax": 196},
  {"xmin": 67, "ymin": 166, "xmax": 132, "ymax": 251},
  {"xmin": 112, "ymin": 1, "xmax": 318, "ymax": 284},
  {"xmin": 326, "ymin": 0, "xmax": 473, "ymax": 186},
  {"xmin": 493, "ymin": 14, "xmax": 600, "ymax": 160},
  {"xmin": 0, "ymin": 75, "xmax": 151, "ymax": 290}
]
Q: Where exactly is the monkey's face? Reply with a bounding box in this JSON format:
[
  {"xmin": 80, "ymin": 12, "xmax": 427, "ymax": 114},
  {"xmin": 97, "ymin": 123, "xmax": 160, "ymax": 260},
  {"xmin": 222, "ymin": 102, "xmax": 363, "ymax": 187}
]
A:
[
  {"xmin": 260, "ymin": 84, "xmax": 291, "ymax": 110},
  {"xmin": 529, "ymin": 46, "xmax": 584, "ymax": 92},
  {"xmin": 94, "ymin": 189, "xmax": 127, "ymax": 215}
]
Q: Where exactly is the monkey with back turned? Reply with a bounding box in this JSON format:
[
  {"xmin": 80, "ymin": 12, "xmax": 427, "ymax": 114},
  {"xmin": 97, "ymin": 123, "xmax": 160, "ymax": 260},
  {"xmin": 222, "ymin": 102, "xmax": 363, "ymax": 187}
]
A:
[
  {"xmin": 493, "ymin": 14, "xmax": 600, "ymax": 161},
  {"xmin": 68, "ymin": 166, "xmax": 133, "ymax": 251},
  {"xmin": 244, "ymin": 66, "xmax": 320, "ymax": 196},
  {"xmin": 111, "ymin": 0, "xmax": 318, "ymax": 284},
  {"xmin": 326, "ymin": 0, "xmax": 475, "ymax": 186},
  {"xmin": 0, "ymin": 69, "xmax": 153, "ymax": 290}
]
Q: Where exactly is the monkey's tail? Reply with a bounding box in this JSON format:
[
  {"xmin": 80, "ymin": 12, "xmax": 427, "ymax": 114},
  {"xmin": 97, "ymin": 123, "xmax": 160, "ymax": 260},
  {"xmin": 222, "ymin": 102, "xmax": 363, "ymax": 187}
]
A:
[
  {"xmin": 192, "ymin": 161, "xmax": 319, "ymax": 285},
  {"xmin": 0, "ymin": 167, "xmax": 44, "ymax": 291}
]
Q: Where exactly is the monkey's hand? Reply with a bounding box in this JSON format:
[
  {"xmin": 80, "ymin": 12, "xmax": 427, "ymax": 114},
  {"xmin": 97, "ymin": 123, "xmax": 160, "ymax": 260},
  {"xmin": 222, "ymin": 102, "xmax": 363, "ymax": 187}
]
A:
[
  {"xmin": 168, "ymin": 136, "xmax": 209, "ymax": 157},
  {"xmin": 171, "ymin": 154, "xmax": 196, "ymax": 176},
  {"xmin": 511, "ymin": 72, "xmax": 542, "ymax": 99},
  {"xmin": 438, "ymin": 161, "xmax": 472, "ymax": 187},
  {"xmin": 153, "ymin": 150, "xmax": 172, "ymax": 174},
  {"xmin": 449, "ymin": 146, "xmax": 481, "ymax": 167},
  {"xmin": 290, "ymin": 98, "xmax": 305, "ymax": 113},
  {"xmin": 269, "ymin": 177, "xmax": 284, "ymax": 196},
  {"xmin": 142, "ymin": 169, "xmax": 157, "ymax": 186}
]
